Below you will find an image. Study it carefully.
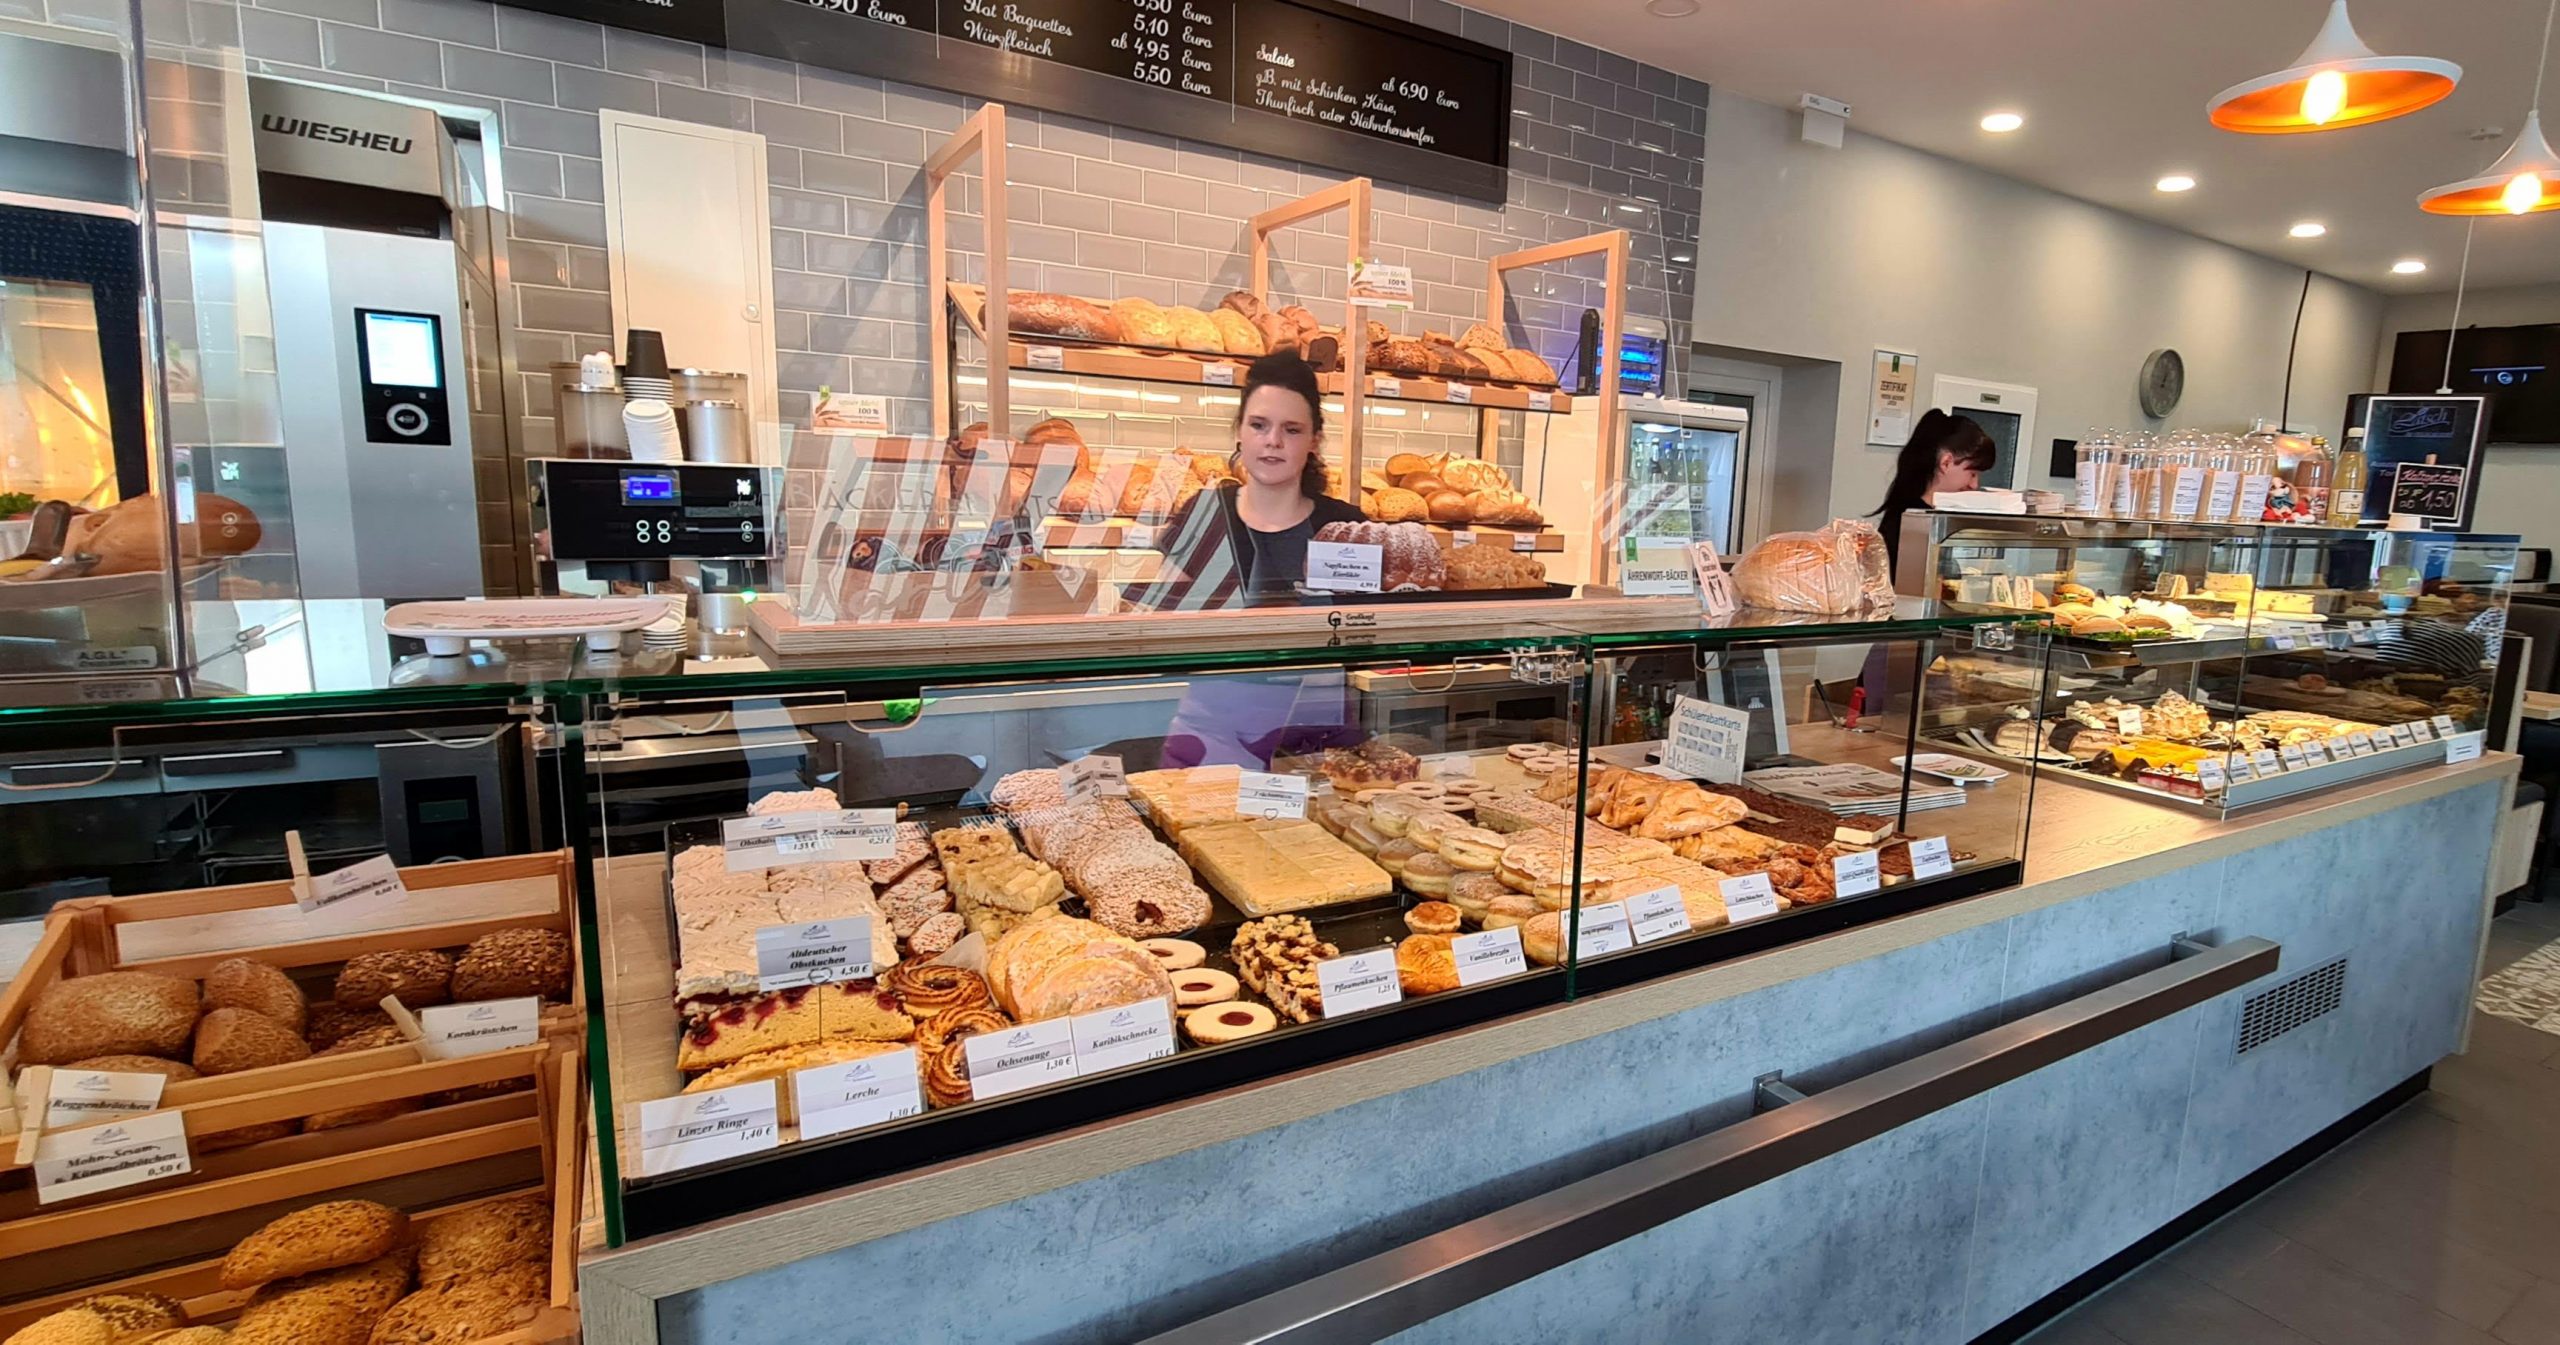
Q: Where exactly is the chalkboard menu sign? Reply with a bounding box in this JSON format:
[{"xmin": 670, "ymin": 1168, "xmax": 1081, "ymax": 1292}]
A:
[
  {"xmin": 2343, "ymin": 394, "xmax": 2486, "ymax": 529},
  {"xmin": 570, "ymin": 0, "xmax": 1514, "ymax": 201},
  {"xmin": 2387, "ymin": 463, "xmax": 2467, "ymax": 523}
]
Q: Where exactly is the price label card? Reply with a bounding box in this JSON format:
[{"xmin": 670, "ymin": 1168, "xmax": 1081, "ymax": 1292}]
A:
[
  {"xmin": 2445, "ymin": 731, "xmax": 2486, "ymax": 765},
  {"xmin": 964, "ymin": 1019, "xmax": 1079, "ymax": 1100},
  {"xmin": 2349, "ymin": 620, "xmax": 2375, "ymax": 643},
  {"xmin": 2167, "ymin": 468, "xmax": 2205, "ymax": 518},
  {"xmin": 1512, "ymin": 533, "xmax": 1540, "ymax": 553},
  {"xmin": 2281, "ymin": 743, "xmax": 2311, "ymax": 770},
  {"xmin": 1317, "ymin": 948, "xmax": 1403, "ymax": 1017},
  {"xmin": 1237, "ymin": 771, "xmax": 1310, "ymax": 820},
  {"xmin": 43, "ymin": 1070, "xmax": 166, "ymax": 1129},
  {"xmin": 416, "ymin": 997, "xmax": 541, "ymax": 1059},
  {"xmin": 2413, "ymin": 718, "xmax": 2440, "ymax": 742},
  {"xmin": 1528, "ymin": 391, "xmax": 1554, "ymax": 412},
  {"xmin": 1720, "ymin": 873, "xmax": 1780, "ymax": 921},
  {"xmin": 1373, "ymin": 377, "xmax": 1402, "ymax": 398},
  {"xmin": 2206, "ymin": 474, "xmax": 2240, "ymax": 520},
  {"xmin": 2196, "ymin": 758, "xmax": 2227, "ymax": 791},
  {"xmin": 1619, "ymin": 539, "xmax": 1692, "ymax": 596},
  {"xmin": 1304, "ymin": 540, "xmax": 1383, "ymax": 593},
  {"xmin": 2115, "ymin": 708, "xmax": 2144, "ymax": 735},
  {"xmin": 2268, "ymin": 629, "xmax": 2297, "ymax": 651},
  {"xmin": 1060, "ymin": 753, "xmax": 1127, "ymax": 803},
  {"xmin": 1832, "ymin": 849, "xmax": 1882, "ymax": 898},
  {"xmin": 723, "ymin": 810, "xmax": 896, "ymax": 870},
  {"xmin": 2348, "ymin": 731, "xmax": 2377, "ymax": 756},
  {"xmin": 794, "ymin": 1046, "xmax": 923, "ymax": 1141},
  {"xmin": 2238, "ymin": 475, "xmax": 2275, "ymax": 520},
  {"xmin": 1201, "ymin": 362, "xmax": 1236, "ymax": 387},
  {"xmin": 1909, "ymin": 836, "xmax": 1955, "ymax": 879},
  {"xmin": 1664, "ymin": 695, "xmax": 1751, "ymax": 784},
  {"xmin": 298, "ymin": 854, "xmax": 406, "ymax": 915},
  {"xmin": 34, "ymin": 1109, "xmax": 190, "ymax": 1204},
  {"xmin": 2387, "ymin": 723, "xmax": 2417, "ymax": 748},
  {"xmin": 1068, "ymin": 997, "xmax": 1177, "ymax": 1075},
  {"xmin": 1625, "ymin": 885, "xmax": 1692, "ymax": 943},
  {"xmin": 636, "ymin": 1083, "xmax": 779, "ymax": 1176},
  {"xmin": 2324, "ymin": 736, "xmax": 2355, "ymax": 762},
  {"xmin": 1348, "ymin": 258, "xmax": 1415, "ymax": 308},
  {"xmin": 2432, "ymin": 714, "xmax": 2460, "ymax": 737},
  {"xmin": 1445, "ymin": 382, "xmax": 1473, "ymax": 405},
  {"xmin": 2252, "ymin": 749, "xmax": 2283, "ymax": 777},
  {"xmin": 1688, "ymin": 539, "xmax": 1740, "ymax": 618},
  {"xmin": 755, "ymin": 917, "xmax": 874, "ymax": 991},
  {"xmin": 1451, "ymin": 926, "xmax": 1528, "ymax": 986},
  {"xmin": 1575, "ymin": 902, "xmax": 1635, "ymax": 958},
  {"xmin": 1026, "ymin": 345, "xmax": 1065, "ymax": 372}
]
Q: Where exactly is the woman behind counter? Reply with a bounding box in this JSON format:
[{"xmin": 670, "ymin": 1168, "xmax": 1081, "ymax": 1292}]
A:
[
  {"xmin": 1873, "ymin": 407, "xmax": 1997, "ymax": 579},
  {"xmin": 1141, "ymin": 351, "xmax": 1364, "ymax": 608}
]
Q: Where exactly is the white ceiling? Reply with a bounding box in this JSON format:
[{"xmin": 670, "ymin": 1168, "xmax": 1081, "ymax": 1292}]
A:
[{"xmin": 1467, "ymin": 0, "xmax": 2560, "ymax": 294}]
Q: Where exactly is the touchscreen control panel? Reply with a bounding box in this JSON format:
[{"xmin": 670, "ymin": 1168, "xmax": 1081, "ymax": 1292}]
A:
[{"xmin": 355, "ymin": 308, "xmax": 450, "ymax": 444}]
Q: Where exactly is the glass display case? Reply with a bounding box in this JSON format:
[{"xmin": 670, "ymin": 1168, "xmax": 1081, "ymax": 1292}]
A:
[
  {"xmin": 574, "ymin": 604, "xmax": 2042, "ymax": 1239},
  {"xmin": 1616, "ymin": 395, "xmax": 1748, "ymax": 553},
  {"xmin": 1904, "ymin": 513, "xmax": 2516, "ymax": 814}
]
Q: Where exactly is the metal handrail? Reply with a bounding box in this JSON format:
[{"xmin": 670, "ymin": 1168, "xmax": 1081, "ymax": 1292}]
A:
[{"xmin": 1140, "ymin": 934, "xmax": 2280, "ymax": 1345}]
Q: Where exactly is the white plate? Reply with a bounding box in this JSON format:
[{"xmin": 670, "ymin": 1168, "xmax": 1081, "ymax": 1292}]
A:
[
  {"xmin": 1893, "ymin": 752, "xmax": 2009, "ymax": 784},
  {"xmin": 383, "ymin": 598, "xmax": 675, "ymax": 655}
]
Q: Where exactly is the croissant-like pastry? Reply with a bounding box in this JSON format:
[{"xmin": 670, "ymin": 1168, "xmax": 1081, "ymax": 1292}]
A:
[
  {"xmin": 1581, "ymin": 766, "xmax": 1633, "ymax": 818},
  {"xmin": 1632, "ymin": 783, "xmax": 1751, "ymax": 839},
  {"xmin": 1600, "ymin": 773, "xmax": 1670, "ymax": 831}
]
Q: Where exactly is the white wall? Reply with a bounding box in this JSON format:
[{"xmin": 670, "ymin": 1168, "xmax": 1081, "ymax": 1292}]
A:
[
  {"xmin": 2372, "ymin": 283, "xmax": 2560, "ymax": 547},
  {"xmin": 1691, "ymin": 93, "xmax": 2387, "ymax": 526}
]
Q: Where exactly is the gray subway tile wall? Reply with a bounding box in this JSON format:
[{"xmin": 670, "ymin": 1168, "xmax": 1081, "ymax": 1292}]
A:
[{"xmin": 55, "ymin": 0, "xmax": 1705, "ymax": 450}]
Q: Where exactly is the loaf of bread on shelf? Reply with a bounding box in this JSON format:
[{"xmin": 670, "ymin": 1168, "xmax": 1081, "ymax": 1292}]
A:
[
  {"xmin": 1457, "ymin": 322, "xmax": 1506, "ymax": 353},
  {"xmin": 1446, "ymin": 543, "xmax": 1548, "ymax": 591},
  {"xmin": 1166, "ymin": 306, "xmax": 1225, "ymax": 354},
  {"xmin": 1301, "ymin": 327, "xmax": 1343, "ymax": 372},
  {"xmin": 1425, "ymin": 489, "xmax": 1473, "ymax": 523},
  {"xmin": 1003, "ymin": 290, "xmax": 1119, "ymax": 342},
  {"xmin": 1218, "ymin": 290, "xmax": 1266, "ymax": 321},
  {"xmin": 1494, "ymin": 348, "xmax": 1560, "ymax": 385},
  {"xmin": 1108, "ymin": 297, "xmax": 1177, "ymax": 348},
  {"xmin": 1208, "ymin": 309, "xmax": 1265, "ymax": 357},
  {"xmin": 1369, "ymin": 486, "xmax": 1428, "ymax": 523}
]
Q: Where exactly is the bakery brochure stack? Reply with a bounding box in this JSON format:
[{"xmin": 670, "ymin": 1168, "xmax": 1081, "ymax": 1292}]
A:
[{"xmin": 1741, "ymin": 764, "xmax": 1969, "ymax": 815}]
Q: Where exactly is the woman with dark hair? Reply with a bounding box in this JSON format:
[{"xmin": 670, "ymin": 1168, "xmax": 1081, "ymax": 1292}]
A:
[
  {"xmin": 1874, "ymin": 408, "xmax": 1997, "ymax": 578},
  {"xmin": 1141, "ymin": 350, "xmax": 1365, "ymax": 607}
]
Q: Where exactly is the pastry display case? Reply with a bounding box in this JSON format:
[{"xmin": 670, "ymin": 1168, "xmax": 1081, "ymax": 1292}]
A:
[{"xmin": 1903, "ymin": 513, "xmax": 2517, "ymax": 815}]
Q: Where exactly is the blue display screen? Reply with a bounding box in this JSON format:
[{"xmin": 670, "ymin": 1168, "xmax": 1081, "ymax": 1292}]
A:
[{"xmin": 621, "ymin": 473, "xmax": 677, "ymax": 503}]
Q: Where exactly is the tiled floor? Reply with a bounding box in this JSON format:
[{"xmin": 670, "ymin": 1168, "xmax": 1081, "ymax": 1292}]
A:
[{"xmin": 2034, "ymin": 897, "xmax": 2560, "ymax": 1345}]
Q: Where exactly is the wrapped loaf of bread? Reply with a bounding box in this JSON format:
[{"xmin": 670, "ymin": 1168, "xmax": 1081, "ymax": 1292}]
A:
[{"xmin": 1730, "ymin": 519, "xmax": 1894, "ymax": 614}]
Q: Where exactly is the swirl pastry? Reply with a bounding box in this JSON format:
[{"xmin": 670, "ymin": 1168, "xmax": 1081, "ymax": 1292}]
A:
[
  {"xmin": 1396, "ymin": 934, "xmax": 1460, "ymax": 996},
  {"xmin": 885, "ymin": 962, "xmax": 992, "ymax": 1018},
  {"xmin": 916, "ymin": 1004, "xmax": 1010, "ymax": 1054}
]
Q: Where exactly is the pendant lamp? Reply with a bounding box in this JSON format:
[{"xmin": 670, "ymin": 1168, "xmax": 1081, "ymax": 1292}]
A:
[
  {"xmin": 2420, "ymin": 0, "xmax": 2560, "ymax": 214},
  {"xmin": 2208, "ymin": 0, "xmax": 2461, "ymax": 134}
]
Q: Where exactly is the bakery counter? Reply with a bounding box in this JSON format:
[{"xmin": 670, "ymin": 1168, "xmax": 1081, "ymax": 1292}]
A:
[{"xmin": 578, "ymin": 749, "xmax": 2518, "ymax": 1343}]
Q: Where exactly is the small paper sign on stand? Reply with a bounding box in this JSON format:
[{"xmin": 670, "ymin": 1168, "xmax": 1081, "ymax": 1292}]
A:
[{"xmin": 1687, "ymin": 539, "xmax": 1739, "ymax": 618}]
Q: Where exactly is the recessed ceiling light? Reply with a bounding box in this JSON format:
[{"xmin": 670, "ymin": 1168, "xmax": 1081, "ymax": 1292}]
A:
[
  {"xmin": 1672, "ymin": 253, "xmax": 1693, "ymax": 263},
  {"xmin": 2156, "ymin": 174, "xmax": 2197, "ymax": 192},
  {"xmin": 2289, "ymin": 221, "xmax": 2327, "ymax": 238},
  {"xmin": 2392, "ymin": 258, "xmax": 2428, "ymax": 274},
  {"xmin": 1645, "ymin": 0, "xmax": 1700, "ymax": 15},
  {"xmin": 1617, "ymin": 203, "xmax": 1647, "ymax": 214},
  {"xmin": 1980, "ymin": 111, "xmax": 2025, "ymax": 133}
]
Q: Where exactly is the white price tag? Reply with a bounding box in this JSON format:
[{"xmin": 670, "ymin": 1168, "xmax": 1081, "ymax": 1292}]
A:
[
  {"xmin": 2432, "ymin": 714, "xmax": 2460, "ymax": 737},
  {"xmin": 2348, "ymin": 731, "xmax": 2377, "ymax": 756},
  {"xmin": 2195, "ymin": 758, "xmax": 2227, "ymax": 790},
  {"xmin": 1719, "ymin": 873, "xmax": 1780, "ymax": 921},
  {"xmin": 2413, "ymin": 718, "xmax": 2440, "ymax": 741},
  {"xmin": 34, "ymin": 1109, "xmax": 190, "ymax": 1204},
  {"xmin": 723, "ymin": 810, "xmax": 896, "ymax": 869},
  {"xmin": 1304, "ymin": 540, "xmax": 1383, "ymax": 593},
  {"xmin": 2227, "ymin": 754, "xmax": 2256, "ymax": 781},
  {"xmin": 1688, "ymin": 539, "xmax": 1739, "ymax": 618},
  {"xmin": 1527, "ymin": 390, "xmax": 1554, "ymax": 412},
  {"xmin": 1832, "ymin": 849, "xmax": 1882, "ymax": 898},
  {"xmin": 1663, "ymin": 695, "xmax": 1751, "ymax": 784},
  {"xmin": 1908, "ymin": 836, "xmax": 1955, "ymax": 879},
  {"xmin": 2170, "ymin": 467, "xmax": 2205, "ymax": 518},
  {"xmin": 2349, "ymin": 620, "xmax": 2375, "ymax": 644},
  {"xmin": 794, "ymin": 1046, "xmax": 924, "ymax": 1140},
  {"xmin": 755, "ymin": 917, "xmax": 875, "ymax": 991},
  {"xmin": 2238, "ymin": 474, "xmax": 2274, "ymax": 520},
  {"xmin": 1069, "ymin": 997, "xmax": 1177, "ymax": 1075},
  {"xmin": 2445, "ymin": 731, "xmax": 2485, "ymax": 765},
  {"xmin": 1237, "ymin": 771, "xmax": 1310, "ymax": 820},
  {"xmin": 635, "ymin": 1083, "xmax": 780, "ymax": 1176},
  {"xmin": 1026, "ymin": 344, "xmax": 1065, "ymax": 371},
  {"xmin": 1512, "ymin": 533, "xmax": 1539, "ymax": 553},
  {"xmin": 1625, "ymin": 885, "xmax": 1692, "ymax": 943},
  {"xmin": 2387, "ymin": 723, "xmax": 2417, "ymax": 748},
  {"xmin": 1574, "ymin": 902, "xmax": 1635, "ymax": 958},
  {"xmin": 298, "ymin": 854, "xmax": 406, "ymax": 915},
  {"xmin": 1445, "ymin": 382, "xmax": 1473, "ymax": 405},
  {"xmin": 1448, "ymin": 530, "xmax": 1478, "ymax": 548},
  {"xmin": 416, "ymin": 997, "xmax": 541, "ymax": 1059},
  {"xmin": 1201, "ymin": 362, "xmax": 1236, "ymax": 387},
  {"xmin": 1617, "ymin": 538, "xmax": 1699, "ymax": 594},
  {"xmin": 1451, "ymin": 926, "xmax": 1528, "ymax": 986},
  {"xmin": 2280, "ymin": 743, "xmax": 2309, "ymax": 771},
  {"xmin": 1316, "ymin": 948, "xmax": 1403, "ymax": 1017},
  {"xmin": 2324, "ymin": 736, "xmax": 2354, "ymax": 761},
  {"xmin": 1060, "ymin": 753, "xmax": 1127, "ymax": 802},
  {"xmin": 2115, "ymin": 708, "xmax": 2143, "ymax": 735},
  {"xmin": 2252, "ymin": 749, "xmax": 2283, "ymax": 777},
  {"xmin": 43, "ymin": 1070, "xmax": 166, "ymax": 1129},
  {"xmin": 2206, "ymin": 473, "xmax": 2240, "ymax": 520},
  {"xmin": 1373, "ymin": 377, "xmax": 1402, "ymax": 398},
  {"xmin": 2268, "ymin": 629, "xmax": 2297, "ymax": 651},
  {"xmin": 963, "ymin": 1019, "xmax": 1079, "ymax": 1100}
]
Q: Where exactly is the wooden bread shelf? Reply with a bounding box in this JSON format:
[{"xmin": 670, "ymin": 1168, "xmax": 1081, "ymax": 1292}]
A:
[
  {"xmin": 1429, "ymin": 524, "xmax": 1567, "ymax": 554},
  {"xmin": 1322, "ymin": 372, "xmax": 1573, "ymax": 413}
]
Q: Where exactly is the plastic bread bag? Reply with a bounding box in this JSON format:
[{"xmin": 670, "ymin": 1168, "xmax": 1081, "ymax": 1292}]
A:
[{"xmin": 1731, "ymin": 519, "xmax": 1895, "ymax": 614}]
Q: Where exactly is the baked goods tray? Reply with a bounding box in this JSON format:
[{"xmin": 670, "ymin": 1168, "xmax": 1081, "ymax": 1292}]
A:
[{"xmin": 1293, "ymin": 582, "xmax": 1577, "ymax": 604}]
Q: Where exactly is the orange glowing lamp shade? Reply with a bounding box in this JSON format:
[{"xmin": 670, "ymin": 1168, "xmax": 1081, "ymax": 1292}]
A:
[
  {"xmin": 2208, "ymin": 0, "xmax": 2461, "ymax": 133},
  {"xmin": 2421, "ymin": 111, "xmax": 2560, "ymax": 214}
]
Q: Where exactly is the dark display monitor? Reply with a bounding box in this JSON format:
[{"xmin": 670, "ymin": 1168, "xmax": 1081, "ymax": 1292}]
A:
[{"xmin": 2387, "ymin": 323, "xmax": 2559, "ymax": 444}]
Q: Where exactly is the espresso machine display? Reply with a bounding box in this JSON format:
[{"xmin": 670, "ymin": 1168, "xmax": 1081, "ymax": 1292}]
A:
[
  {"xmin": 354, "ymin": 309, "xmax": 450, "ymax": 444},
  {"xmin": 535, "ymin": 462, "xmax": 777, "ymax": 563}
]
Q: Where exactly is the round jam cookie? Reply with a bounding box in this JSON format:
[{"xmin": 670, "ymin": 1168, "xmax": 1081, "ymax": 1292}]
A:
[
  {"xmin": 1184, "ymin": 1001, "xmax": 1277, "ymax": 1044},
  {"xmin": 1140, "ymin": 938, "xmax": 1206, "ymax": 971},
  {"xmin": 1173, "ymin": 968, "xmax": 1240, "ymax": 1008},
  {"xmin": 1393, "ymin": 781, "xmax": 1446, "ymax": 798}
]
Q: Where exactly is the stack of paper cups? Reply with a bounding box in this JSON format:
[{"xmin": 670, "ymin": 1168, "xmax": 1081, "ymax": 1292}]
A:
[{"xmin": 623, "ymin": 399, "xmax": 682, "ymax": 463}]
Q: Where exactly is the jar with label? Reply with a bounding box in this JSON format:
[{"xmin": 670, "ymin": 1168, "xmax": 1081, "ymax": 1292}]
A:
[
  {"xmin": 2237, "ymin": 425, "xmax": 2283, "ymax": 522},
  {"xmin": 2160, "ymin": 438, "xmax": 2206, "ymax": 521},
  {"xmin": 2199, "ymin": 435, "xmax": 2243, "ymax": 522},
  {"xmin": 2291, "ymin": 435, "xmax": 2332, "ymax": 523},
  {"xmin": 2075, "ymin": 431, "xmax": 2118, "ymax": 516},
  {"xmin": 2110, "ymin": 442, "xmax": 2147, "ymax": 520}
]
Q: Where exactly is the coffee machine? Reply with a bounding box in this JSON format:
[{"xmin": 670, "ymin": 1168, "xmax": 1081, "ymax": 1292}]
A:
[{"xmin": 525, "ymin": 459, "xmax": 784, "ymax": 651}]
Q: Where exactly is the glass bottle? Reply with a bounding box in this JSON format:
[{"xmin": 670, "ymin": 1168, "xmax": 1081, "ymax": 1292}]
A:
[
  {"xmin": 2200, "ymin": 434, "xmax": 2242, "ymax": 522},
  {"xmin": 2238, "ymin": 423, "xmax": 2282, "ymax": 521},
  {"xmin": 2291, "ymin": 434, "xmax": 2333, "ymax": 523},
  {"xmin": 2329, "ymin": 427, "xmax": 2370, "ymax": 526}
]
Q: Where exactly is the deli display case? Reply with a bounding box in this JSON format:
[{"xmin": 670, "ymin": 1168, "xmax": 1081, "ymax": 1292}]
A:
[{"xmin": 1903, "ymin": 512, "xmax": 2516, "ymax": 815}]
